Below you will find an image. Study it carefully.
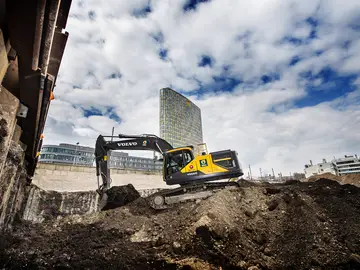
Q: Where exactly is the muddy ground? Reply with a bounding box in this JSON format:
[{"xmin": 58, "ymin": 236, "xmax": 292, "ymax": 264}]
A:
[{"xmin": 1, "ymin": 178, "xmax": 360, "ymax": 270}]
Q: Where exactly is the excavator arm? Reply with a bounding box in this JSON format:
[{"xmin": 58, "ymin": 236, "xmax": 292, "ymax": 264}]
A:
[{"xmin": 95, "ymin": 134, "xmax": 173, "ymax": 193}]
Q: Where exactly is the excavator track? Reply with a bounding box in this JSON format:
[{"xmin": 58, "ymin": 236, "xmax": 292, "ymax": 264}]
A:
[{"xmin": 147, "ymin": 180, "xmax": 240, "ymax": 210}]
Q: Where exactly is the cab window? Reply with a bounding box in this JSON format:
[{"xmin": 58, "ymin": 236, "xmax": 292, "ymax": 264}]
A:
[
  {"xmin": 165, "ymin": 149, "xmax": 193, "ymax": 176},
  {"xmin": 183, "ymin": 151, "xmax": 192, "ymax": 166}
]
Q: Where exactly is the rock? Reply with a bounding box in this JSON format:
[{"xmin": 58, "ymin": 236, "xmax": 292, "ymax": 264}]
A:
[
  {"xmin": 125, "ymin": 228, "xmax": 134, "ymax": 235},
  {"xmin": 172, "ymin": 241, "xmax": 181, "ymax": 252},
  {"xmin": 244, "ymin": 209, "xmax": 256, "ymax": 218},
  {"xmin": 248, "ymin": 266, "xmax": 260, "ymax": 270},
  {"xmin": 267, "ymin": 199, "xmax": 279, "ymax": 211},
  {"xmin": 193, "ymin": 215, "xmax": 212, "ymax": 233},
  {"xmin": 236, "ymin": 261, "xmax": 247, "ymax": 268},
  {"xmin": 153, "ymin": 236, "xmax": 166, "ymax": 247},
  {"xmin": 254, "ymin": 233, "xmax": 267, "ymax": 245},
  {"xmin": 349, "ymin": 254, "xmax": 360, "ymax": 263},
  {"xmin": 263, "ymin": 247, "xmax": 272, "ymax": 256},
  {"xmin": 245, "ymin": 224, "xmax": 253, "ymax": 232},
  {"xmin": 130, "ymin": 227, "xmax": 152, "ymax": 243},
  {"xmin": 311, "ymin": 258, "xmax": 321, "ymax": 266}
]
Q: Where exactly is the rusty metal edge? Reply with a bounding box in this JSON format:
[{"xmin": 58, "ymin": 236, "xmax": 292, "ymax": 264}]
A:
[
  {"xmin": 32, "ymin": 0, "xmax": 46, "ymax": 71},
  {"xmin": 57, "ymin": 0, "xmax": 72, "ymax": 29},
  {"xmin": 47, "ymin": 30, "xmax": 68, "ymax": 78}
]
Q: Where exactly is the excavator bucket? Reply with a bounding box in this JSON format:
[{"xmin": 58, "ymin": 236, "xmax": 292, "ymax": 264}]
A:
[{"xmin": 98, "ymin": 184, "xmax": 141, "ymax": 211}]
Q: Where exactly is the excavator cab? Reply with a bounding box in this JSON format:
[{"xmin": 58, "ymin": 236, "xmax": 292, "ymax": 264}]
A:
[{"xmin": 164, "ymin": 147, "xmax": 194, "ymax": 178}]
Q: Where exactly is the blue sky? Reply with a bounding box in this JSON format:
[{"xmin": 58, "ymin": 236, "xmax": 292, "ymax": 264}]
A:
[{"xmin": 45, "ymin": 0, "xmax": 360, "ymax": 176}]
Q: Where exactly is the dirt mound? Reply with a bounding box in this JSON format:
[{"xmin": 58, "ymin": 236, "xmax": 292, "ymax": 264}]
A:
[
  {"xmin": 342, "ymin": 174, "xmax": 360, "ymax": 187},
  {"xmin": 307, "ymin": 173, "xmax": 341, "ymax": 182},
  {"xmin": 307, "ymin": 173, "xmax": 360, "ymax": 187},
  {"xmin": 1, "ymin": 179, "xmax": 360, "ymax": 269},
  {"xmin": 101, "ymin": 184, "xmax": 141, "ymax": 211}
]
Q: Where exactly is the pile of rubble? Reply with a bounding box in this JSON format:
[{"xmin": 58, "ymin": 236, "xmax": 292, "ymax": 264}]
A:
[{"xmin": 0, "ymin": 178, "xmax": 359, "ymax": 270}]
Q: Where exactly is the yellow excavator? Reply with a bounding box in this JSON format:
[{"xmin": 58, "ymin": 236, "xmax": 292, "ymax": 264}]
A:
[{"xmin": 95, "ymin": 133, "xmax": 243, "ymax": 209}]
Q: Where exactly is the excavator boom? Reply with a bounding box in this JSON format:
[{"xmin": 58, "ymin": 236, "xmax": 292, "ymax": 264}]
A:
[{"xmin": 95, "ymin": 134, "xmax": 173, "ymax": 193}]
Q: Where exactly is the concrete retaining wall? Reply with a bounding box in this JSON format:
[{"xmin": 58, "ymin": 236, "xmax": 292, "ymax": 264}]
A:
[
  {"xmin": 22, "ymin": 185, "xmax": 163, "ymax": 223},
  {"xmin": 22, "ymin": 185, "xmax": 99, "ymax": 223},
  {"xmin": 32, "ymin": 163, "xmax": 170, "ymax": 192},
  {"xmin": 0, "ymin": 85, "xmax": 28, "ymax": 231}
]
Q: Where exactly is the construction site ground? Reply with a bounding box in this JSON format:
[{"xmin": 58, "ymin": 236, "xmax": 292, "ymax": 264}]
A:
[{"xmin": 1, "ymin": 177, "xmax": 360, "ymax": 270}]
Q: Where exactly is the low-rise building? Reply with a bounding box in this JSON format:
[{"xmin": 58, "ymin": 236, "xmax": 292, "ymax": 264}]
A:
[
  {"xmin": 39, "ymin": 143, "xmax": 162, "ymax": 171},
  {"xmin": 304, "ymin": 154, "xmax": 360, "ymax": 178},
  {"xmin": 304, "ymin": 159, "xmax": 337, "ymax": 178},
  {"xmin": 333, "ymin": 155, "xmax": 360, "ymax": 175}
]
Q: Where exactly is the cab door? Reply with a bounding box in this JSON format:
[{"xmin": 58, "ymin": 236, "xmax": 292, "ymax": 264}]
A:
[{"xmin": 182, "ymin": 150, "xmax": 198, "ymax": 173}]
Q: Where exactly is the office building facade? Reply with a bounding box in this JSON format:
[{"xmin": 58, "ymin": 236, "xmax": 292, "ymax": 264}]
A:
[
  {"xmin": 39, "ymin": 143, "xmax": 162, "ymax": 171},
  {"xmin": 333, "ymin": 155, "xmax": 360, "ymax": 175},
  {"xmin": 159, "ymin": 87, "xmax": 203, "ymax": 148}
]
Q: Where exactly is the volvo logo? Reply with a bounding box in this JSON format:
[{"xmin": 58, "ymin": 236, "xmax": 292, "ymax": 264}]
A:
[{"xmin": 117, "ymin": 142, "xmax": 138, "ymax": 147}]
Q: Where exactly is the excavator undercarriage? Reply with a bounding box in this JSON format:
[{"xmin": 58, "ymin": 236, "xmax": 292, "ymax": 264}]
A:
[{"xmin": 147, "ymin": 180, "xmax": 241, "ymax": 210}]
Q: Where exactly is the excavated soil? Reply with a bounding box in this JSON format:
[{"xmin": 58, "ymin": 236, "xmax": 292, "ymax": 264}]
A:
[
  {"xmin": 307, "ymin": 173, "xmax": 360, "ymax": 187},
  {"xmin": 102, "ymin": 184, "xmax": 141, "ymax": 211},
  {"xmin": 1, "ymin": 179, "xmax": 360, "ymax": 270}
]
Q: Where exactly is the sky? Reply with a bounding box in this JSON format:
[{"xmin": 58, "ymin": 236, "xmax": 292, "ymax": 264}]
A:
[{"xmin": 44, "ymin": 0, "xmax": 360, "ymax": 177}]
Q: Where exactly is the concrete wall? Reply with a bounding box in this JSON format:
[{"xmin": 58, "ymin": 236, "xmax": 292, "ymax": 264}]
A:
[
  {"xmin": 32, "ymin": 163, "xmax": 171, "ymax": 192},
  {"xmin": 0, "ymin": 79, "xmax": 28, "ymax": 231},
  {"xmin": 22, "ymin": 185, "xmax": 162, "ymax": 223},
  {"xmin": 22, "ymin": 185, "xmax": 99, "ymax": 223},
  {"xmin": 20, "ymin": 163, "xmax": 168, "ymax": 223}
]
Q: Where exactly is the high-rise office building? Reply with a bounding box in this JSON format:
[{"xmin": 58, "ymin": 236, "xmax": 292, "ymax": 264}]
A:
[{"xmin": 159, "ymin": 87, "xmax": 203, "ymax": 148}]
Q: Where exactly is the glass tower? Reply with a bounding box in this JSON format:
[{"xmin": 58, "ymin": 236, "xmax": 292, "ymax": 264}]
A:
[{"xmin": 159, "ymin": 87, "xmax": 203, "ymax": 148}]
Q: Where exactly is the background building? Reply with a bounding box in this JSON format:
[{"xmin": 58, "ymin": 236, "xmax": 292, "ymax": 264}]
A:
[
  {"xmin": 333, "ymin": 155, "xmax": 360, "ymax": 175},
  {"xmin": 159, "ymin": 87, "xmax": 203, "ymax": 148},
  {"xmin": 304, "ymin": 154, "xmax": 360, "ymax": 178},
  {"xmin": 304, "ymin": 159, "xmax": 337, "ymax": 178},
  {"xmin": 39, "ymin": 143, "xmax": 162, "ymax": 171}
]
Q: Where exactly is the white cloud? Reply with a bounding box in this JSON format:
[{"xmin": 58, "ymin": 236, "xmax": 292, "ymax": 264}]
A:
[{"xmin": 43, "ymin": 0, "xmax": 360, "ymax": 176}]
